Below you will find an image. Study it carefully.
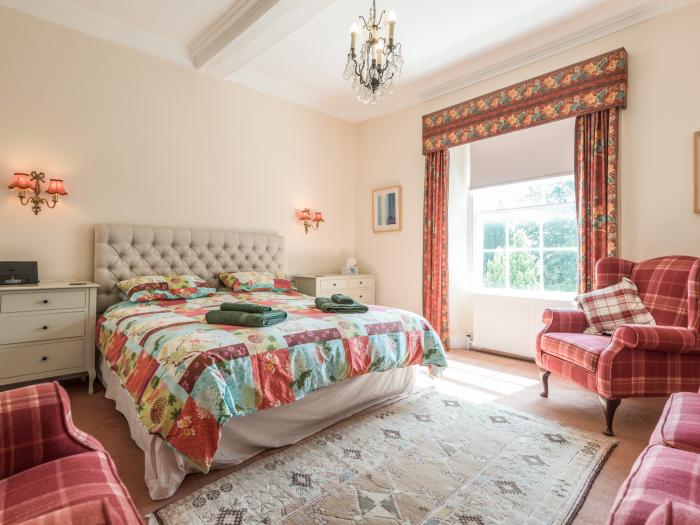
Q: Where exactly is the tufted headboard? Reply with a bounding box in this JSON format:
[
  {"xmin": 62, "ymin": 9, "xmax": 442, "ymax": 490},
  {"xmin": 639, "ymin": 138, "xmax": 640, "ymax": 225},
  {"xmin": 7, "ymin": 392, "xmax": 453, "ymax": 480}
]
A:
[{"xmin": 94, "ymin": 224, "xmax": 286, "ymax": 313}]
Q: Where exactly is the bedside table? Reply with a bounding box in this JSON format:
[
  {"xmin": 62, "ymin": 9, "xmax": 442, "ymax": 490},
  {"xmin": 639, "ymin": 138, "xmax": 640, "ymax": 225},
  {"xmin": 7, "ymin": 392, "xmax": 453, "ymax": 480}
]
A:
[
  {"xmin": 0, "ymin": 281, "xmax": 99, "ymax": 393},
  {"xmin": 293, "ymin": 274, "xmax": 376, "ymax": 304}
]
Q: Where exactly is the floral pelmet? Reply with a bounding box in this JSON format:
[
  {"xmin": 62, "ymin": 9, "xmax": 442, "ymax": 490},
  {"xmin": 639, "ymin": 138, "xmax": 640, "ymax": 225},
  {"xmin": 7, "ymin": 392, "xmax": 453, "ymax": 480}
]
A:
[{"xmin": 421, "ymin": 48, "xmax": 627, "ymax": 153}]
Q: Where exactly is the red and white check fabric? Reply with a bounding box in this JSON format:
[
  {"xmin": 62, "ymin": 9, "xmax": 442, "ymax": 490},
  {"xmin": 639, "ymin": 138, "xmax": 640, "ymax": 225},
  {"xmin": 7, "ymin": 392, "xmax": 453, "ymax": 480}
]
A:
[
  {"xmin": 0, "ymin": 452, "xmax": 142, "ymax": 525},
  {"xmin": 607, "ymin": 445, "xmax": 700, "ymax": 525},
  {"xmin": 16, "ymin": 499, "xmax": 117, "ymax": 525},
  {"xmin": 596, "ymin": 257, "xmax": 635, "ymax": 289},
  {"xmin": 536, "ymin": 256, "xmax": 700, "ymax": 400},
  {"xmin": 576, "ymin": 277, "xmax": 656, "ymax": 335},
  {"xmin": 608, "ymin": 389, "xmax": 700, "ymax": 525},
  {"xmin": 596, "ymin": 346, "xmax": 700, "ymax": 399},
  {"xmin": 0, "ymin": 382, "xmax": 102, "ymax": 479},
  {"xmin": 539, "ymin": 332, "xmax": 609, "ymax": 372},
  {"xmin": 612, "ymin": 325, "xmax": 698, "ymax": 353},
  {"xmin": 644, "ymin": 500, "xmax": 700, "ymax": 525},
  {"xmin": 540, "ymin": 308, "xmax": 589, "ymax": 333},
  {"xmin": 0, "ymin": 382, "xmax": 143, "ymax": 525},
  {"xmin": 631, "ymin": 256, "xmax": 698, "ymax": 328},
  {"xmin": 538, "ymin": 350, "xmax": 599, "ymax": 392},
  {"xmin": 597, "ymin": 256, "xmax": 700, "ymax": 328},
  {"xmin": 649, "ymin": 392, "xmax": 700, "ymax": 453}
]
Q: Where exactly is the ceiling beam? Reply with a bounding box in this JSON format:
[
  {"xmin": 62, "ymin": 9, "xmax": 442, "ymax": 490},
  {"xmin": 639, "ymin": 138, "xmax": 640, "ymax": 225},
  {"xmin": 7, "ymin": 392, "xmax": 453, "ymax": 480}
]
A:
[
  {"xmin": 189, "ymin": 0, "xmax": 335, "ymax": 77},
  {"xmin": 188, "ymin": 0, "xmax": 279, "ymax": 70}
]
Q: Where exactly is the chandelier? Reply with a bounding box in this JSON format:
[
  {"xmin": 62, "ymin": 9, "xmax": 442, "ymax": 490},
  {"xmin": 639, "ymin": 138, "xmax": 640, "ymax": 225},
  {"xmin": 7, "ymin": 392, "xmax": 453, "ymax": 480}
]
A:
[{"xmin": 343, "ymin": 0, "xmax": 403, "ymax": 104}]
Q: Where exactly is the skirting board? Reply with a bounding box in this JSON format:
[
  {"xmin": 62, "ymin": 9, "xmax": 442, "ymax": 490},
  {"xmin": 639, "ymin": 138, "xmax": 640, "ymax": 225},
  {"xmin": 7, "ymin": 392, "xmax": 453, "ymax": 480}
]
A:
[{"xmin": 464, "ymin": 345, "xmax": 536, "ymax": 363}]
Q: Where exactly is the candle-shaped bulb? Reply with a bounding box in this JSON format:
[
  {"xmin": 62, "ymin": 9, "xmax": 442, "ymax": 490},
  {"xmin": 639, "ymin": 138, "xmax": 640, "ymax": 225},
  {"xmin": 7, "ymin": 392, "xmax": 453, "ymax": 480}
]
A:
[
  {"xmin": 375, "ymin": 40, "xmax": 384, "ymax": 65},
  {"xmin": 388, "ymin": 10, "xmax": 396, "ymax": 42},
  {"xmin": 350, "ymin": 23, "xmax": 358, "ymax": 52}
]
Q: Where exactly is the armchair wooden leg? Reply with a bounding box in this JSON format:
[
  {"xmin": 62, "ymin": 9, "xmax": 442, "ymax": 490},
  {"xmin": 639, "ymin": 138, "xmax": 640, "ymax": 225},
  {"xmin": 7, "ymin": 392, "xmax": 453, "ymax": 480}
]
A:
[
  {"xmin": 599, "ymin": 396, "xmax": 622, "ymax": 436},
  {"xmin": 538, "ymin": 368, "xmax": 551, "ymax": 398}
]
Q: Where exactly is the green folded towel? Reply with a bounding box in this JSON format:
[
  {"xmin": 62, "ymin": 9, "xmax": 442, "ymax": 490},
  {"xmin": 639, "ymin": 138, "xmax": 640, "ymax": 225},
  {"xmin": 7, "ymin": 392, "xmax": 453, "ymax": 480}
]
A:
[
  {"xmin": 315, "ymin": 297, "xmax": 369, "ymax": 313},
  {"xmin": 220, "ymin": 302, "xmax": 272, "ymax": 313},
  {"xmin": 205, "ymin": 309, "xmax": 287, "ymax": 327},
  {"xmin": 331, "ymin": 293, "xmax": 355, "ymax": 305}
]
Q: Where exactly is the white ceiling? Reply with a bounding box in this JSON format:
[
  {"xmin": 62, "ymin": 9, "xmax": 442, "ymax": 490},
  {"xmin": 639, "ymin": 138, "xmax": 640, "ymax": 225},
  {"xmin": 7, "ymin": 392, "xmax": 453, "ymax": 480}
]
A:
[
  {"xmin": 51, "ymin": 0, "xmax": 234, "ymax": 43},
  {"xmin": 0, "ymin": 0, "xmax": 694, "ymax": 122}
]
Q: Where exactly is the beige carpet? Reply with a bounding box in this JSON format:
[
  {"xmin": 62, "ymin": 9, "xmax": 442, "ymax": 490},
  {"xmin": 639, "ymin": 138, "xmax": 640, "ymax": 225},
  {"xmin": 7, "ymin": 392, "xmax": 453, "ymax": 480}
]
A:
[
  {"xmin": 152, "ymin": 387, "xmax": 616, "ymax": 525},
  {"xmin": 65, "ymin": 350, "xmax": 668, "ymax": 523}
]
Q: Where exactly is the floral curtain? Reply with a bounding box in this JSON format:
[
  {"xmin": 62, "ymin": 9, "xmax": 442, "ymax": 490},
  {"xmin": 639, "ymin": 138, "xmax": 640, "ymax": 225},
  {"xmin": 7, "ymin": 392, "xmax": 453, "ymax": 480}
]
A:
[
  {"xmin": 423, "ymin": 149, "xmax": 450, "ymax": 350},
  {"xmin": 575, "ymin": 108, "xmax": 619, "ymax": 293}
]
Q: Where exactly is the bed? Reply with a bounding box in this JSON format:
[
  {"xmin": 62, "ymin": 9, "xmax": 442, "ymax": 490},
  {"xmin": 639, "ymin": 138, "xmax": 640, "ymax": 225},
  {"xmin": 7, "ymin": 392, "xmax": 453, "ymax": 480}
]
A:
[{"xmin": 94, "ymin": 224, "xmax": 447, "ymax": 499}]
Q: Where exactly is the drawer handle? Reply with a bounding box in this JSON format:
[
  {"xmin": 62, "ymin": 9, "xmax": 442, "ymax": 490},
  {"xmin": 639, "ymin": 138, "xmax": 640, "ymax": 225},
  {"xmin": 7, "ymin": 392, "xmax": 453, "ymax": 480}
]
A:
[
  {"xmin": 41, "ymin": 356, "xmax": 48, "ymax": 362},
  {"xmin": 42, "ymin": 325, "xmax": 48, "ymax": 330},
  {"xmin": 333, "ymin": 283, "xmax": 336, "ymax": 287},
  {"xmin": 359, "ymin": 281, "xmax": 363, "ymax": 285},
  {"xmin": 43, "ymin": 299, "xmax": 49, "ymax": 304}
]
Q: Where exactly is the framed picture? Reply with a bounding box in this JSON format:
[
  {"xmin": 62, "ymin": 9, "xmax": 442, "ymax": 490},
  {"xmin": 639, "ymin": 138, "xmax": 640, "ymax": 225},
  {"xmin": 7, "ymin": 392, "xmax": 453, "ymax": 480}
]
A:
[
  {"xmin": 695, "ymin": 131, "xmax": 700, "ymax": 213},
  {"xmin": 372, "ymin": 185, "xmax": 402, "ymax": 232}
]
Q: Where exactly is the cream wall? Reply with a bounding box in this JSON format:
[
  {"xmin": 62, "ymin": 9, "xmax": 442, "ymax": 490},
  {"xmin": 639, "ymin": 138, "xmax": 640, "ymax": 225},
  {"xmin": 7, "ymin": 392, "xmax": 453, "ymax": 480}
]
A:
[
  {"xmin": 0, "ymin": 7, "xmax": 357, "ymax": 281},
  {"xmin": 356, "ymin": 2, "xmax": 700, "ymax": 318}
]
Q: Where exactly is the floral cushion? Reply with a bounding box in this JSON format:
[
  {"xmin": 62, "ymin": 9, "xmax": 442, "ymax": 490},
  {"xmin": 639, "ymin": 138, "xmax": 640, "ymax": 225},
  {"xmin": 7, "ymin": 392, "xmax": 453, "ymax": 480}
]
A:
[
  {"xmin": 575, "ymin": 277, "xmax": 656, "ymax": 335},
  {"xmin": 218, "ymin": 271, "xmax": 295, "ymax": 292},
  {"xmin": 116, "ymin": 275, "xmax": 216, "ymax": 303}
]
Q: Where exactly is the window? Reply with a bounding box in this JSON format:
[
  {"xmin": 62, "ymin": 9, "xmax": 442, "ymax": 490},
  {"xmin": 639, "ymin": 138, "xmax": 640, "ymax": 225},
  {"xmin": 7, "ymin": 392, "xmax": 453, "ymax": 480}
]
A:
[{"xmin": 473, "ymin": 175, "xmax": 578, "ymax": 297}]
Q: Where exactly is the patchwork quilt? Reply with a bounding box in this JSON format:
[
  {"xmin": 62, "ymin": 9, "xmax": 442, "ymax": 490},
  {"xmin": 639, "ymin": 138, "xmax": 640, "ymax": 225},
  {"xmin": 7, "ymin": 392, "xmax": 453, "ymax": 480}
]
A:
[{"xmin": 96, "ymin": 291, "xmax": 447, "ymax": 471}]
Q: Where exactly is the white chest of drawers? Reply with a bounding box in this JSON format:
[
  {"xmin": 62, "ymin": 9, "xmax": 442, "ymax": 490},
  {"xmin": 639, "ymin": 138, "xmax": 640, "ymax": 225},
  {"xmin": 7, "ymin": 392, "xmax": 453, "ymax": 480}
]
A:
[
  {"xmin": 293, "ymin": 274, "xmax": 376, "ymax": 304},
  {"xmin": 0, "ymin": 281, "xmax": 99, "ymax": 393}
]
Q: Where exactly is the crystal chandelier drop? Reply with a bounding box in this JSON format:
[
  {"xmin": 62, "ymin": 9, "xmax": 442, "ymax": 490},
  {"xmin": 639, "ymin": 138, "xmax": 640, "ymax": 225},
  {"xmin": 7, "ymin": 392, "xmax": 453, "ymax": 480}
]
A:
[{"xmin": 343, "ymin": 0, "xmax": 403, "ymax": 105}]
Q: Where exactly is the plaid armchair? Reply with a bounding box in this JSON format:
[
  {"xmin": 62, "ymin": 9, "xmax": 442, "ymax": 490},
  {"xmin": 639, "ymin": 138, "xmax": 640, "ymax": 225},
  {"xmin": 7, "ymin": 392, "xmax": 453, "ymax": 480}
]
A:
[
  {"xmin": 536, "ymin": 256, "xmax": 700, "ymax": 436},
  {"xmin": 0, "ymin": 382, "xmax": 143, "ymax": 524}
]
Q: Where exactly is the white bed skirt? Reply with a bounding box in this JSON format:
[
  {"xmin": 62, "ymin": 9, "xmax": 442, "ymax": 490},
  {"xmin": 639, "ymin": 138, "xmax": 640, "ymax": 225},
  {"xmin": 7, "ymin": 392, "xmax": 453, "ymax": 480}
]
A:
[{"xmin": 98, "ymin": 355, "xmax": 418, "ymax": 500}]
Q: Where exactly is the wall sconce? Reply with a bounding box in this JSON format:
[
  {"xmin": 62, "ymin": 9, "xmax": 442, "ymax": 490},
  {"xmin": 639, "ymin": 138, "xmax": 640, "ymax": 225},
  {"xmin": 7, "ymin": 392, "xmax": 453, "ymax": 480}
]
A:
[
  {"xmin": 8, "ymin": 171, "xmax": 68, "ymax": 215},
  {"xmin": 299, "ymin": 208, "xmax": 324, "ymax": 234}
]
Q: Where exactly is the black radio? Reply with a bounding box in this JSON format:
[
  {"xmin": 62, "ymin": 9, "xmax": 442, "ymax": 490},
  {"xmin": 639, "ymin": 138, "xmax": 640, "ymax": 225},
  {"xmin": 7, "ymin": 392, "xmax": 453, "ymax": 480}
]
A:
[{"xmin": 0, "ymin": 261, "xmax": 39, "ymax": 285}]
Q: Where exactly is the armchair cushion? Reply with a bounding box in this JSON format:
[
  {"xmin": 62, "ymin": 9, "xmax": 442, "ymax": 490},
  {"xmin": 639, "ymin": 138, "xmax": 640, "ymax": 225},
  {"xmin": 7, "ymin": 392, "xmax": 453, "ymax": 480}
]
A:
[
  {"xmin": 16, "ymin": 499, "xmax": 118, "ymax": 525},
  {"xmin": 649, "ymin": 392, "xmax": 700, "ymax": 453},
  {"xmin": 0, "ymin": 382, "xmax": 103, "ymax": 479},
  {"xmin": 608, "ymin": 445, "xmax": 700, "ymax": 525},
  {"xmin": 612, "ymin": 325, "xmax": 698, "ymax": 354},
  {"xmin": 0, "ymin": 451, "xmax": 143, "ymax": 525},
  {"xmin": 540, "ymin": 332, "xmax": 610, "ymax": 372},
  {"xmin": 576, "ymin": 277, "xmax": 656, "ymax": 335},
  {"xmin": 645, "ymin": 500, "xmax": 700, "ymax": 525}
]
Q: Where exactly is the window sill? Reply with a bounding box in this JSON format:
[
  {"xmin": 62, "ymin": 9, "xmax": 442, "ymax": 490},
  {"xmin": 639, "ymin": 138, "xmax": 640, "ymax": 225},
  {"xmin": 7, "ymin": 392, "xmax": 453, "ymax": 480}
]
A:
[{"xmin": 471, "ymin": 288, "xmax": 575, "ymax": 303}]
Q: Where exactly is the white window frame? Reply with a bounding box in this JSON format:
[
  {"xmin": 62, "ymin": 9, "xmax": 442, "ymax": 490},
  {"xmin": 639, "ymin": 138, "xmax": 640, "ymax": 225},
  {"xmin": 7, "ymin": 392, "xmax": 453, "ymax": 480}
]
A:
[{"xmin": 472, "ymin": 174, "xmax": 577, "ymax": 301}]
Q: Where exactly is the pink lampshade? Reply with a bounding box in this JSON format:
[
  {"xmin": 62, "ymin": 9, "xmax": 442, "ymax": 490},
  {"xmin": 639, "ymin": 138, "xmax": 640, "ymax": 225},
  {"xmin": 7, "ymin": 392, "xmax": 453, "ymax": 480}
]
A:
[
  {"xmin": 299, "ymin": 209, "xmax": 311, "ymax": 221},
  {"xmin": 313, "ymin": 211, "xmax": 324, "ymax": 221},
  {"xmin": 8, "ymin": 173, "xmax": 34, "ymax": 191},
  {"xmin": 45, "ymin": 179, "xmax": 67, "ymax": 195}
]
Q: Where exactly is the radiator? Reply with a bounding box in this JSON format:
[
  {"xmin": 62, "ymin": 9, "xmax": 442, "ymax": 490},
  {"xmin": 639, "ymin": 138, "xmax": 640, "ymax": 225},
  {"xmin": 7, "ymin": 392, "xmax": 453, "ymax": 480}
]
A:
[{"xmin": 471, "ymin": 294, "xmax": 573, "ymax": 359}]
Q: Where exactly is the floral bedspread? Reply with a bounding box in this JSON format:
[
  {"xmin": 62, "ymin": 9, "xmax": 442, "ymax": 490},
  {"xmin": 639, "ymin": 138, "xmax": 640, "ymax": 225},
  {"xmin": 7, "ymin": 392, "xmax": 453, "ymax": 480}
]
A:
[{"xmin": 96, "ymin": 291, "xmax": 447, "ymax": 471}]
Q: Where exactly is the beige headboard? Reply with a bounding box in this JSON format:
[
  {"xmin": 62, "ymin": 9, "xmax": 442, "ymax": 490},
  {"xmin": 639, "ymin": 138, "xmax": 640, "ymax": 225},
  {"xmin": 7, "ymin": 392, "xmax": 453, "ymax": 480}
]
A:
[{"xmin": 94, "ymin": 224, "xmax": 286, "ymax": 313}]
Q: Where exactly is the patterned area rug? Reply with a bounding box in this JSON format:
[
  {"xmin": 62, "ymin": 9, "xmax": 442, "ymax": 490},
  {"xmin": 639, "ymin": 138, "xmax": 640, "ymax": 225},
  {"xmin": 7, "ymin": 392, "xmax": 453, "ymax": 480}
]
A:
[{"xmin": 153, "ymin": 388, "xmax": 616, "ymax": 525}]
